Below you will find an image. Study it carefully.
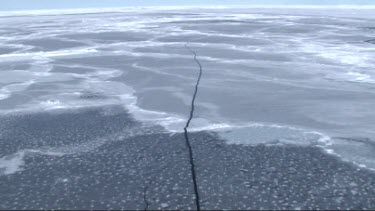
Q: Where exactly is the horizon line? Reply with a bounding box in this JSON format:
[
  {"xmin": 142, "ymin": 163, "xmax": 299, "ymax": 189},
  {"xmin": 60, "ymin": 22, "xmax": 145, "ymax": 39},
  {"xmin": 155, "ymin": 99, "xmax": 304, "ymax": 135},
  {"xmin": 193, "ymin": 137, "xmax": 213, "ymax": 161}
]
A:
[{"xmin": 1, "ymin": 5, "xmax": 375, "ymax": 17}]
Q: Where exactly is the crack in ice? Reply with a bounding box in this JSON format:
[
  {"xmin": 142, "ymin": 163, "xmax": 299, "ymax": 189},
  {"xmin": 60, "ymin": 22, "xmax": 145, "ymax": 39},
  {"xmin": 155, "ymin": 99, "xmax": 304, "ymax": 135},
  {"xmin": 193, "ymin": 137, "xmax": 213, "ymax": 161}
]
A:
[{"xmin": 183, "ymin": 42, "xmax": 203, "ymax": 211}]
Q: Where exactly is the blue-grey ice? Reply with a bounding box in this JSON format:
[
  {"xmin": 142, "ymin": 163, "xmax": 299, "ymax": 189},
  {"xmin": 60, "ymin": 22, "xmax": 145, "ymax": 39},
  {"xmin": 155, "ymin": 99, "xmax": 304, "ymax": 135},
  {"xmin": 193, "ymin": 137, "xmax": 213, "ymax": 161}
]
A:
[{"xmin": 1, "ymin": 7, "xmax": 375, "ymax": 210}]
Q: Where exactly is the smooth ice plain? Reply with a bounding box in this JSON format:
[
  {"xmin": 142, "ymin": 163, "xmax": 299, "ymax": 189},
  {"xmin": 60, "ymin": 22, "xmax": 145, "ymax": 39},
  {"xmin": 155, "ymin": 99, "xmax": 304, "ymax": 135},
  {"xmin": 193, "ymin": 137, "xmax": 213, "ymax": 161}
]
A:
[{"xmin": 1, "ymin": 7, "xmax": 375, "ymax": 210}]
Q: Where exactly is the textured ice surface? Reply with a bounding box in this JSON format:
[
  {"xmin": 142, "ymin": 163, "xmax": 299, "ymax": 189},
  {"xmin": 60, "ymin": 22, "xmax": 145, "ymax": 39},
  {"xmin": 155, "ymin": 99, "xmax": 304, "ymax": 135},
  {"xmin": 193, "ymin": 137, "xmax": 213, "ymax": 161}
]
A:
[{"xmin": 1, "ymin": 7, "xmax": 375, "ymax": 209}]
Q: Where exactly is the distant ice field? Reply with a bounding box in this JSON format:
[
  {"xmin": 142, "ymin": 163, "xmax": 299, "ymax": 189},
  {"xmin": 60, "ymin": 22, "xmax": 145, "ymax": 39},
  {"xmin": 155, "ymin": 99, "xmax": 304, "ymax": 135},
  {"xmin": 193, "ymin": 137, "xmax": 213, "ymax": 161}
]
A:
[{"xmin": 1, "ymin": 7, "xmax": 375, "ymax": 173}]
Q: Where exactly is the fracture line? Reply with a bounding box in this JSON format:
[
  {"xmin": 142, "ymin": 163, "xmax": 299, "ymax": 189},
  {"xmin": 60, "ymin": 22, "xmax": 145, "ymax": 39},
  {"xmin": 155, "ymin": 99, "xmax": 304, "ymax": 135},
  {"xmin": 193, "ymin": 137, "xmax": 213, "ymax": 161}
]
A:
[{"xmin": 183, "ymin": 42, "xmax": 203, "ymax": 211}]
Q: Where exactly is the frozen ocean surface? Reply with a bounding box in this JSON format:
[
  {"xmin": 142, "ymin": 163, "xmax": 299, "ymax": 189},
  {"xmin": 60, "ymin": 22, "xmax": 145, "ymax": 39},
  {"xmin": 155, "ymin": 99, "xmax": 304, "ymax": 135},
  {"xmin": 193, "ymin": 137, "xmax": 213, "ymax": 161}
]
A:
[{"xmin": 0, "ymin": 7, "xmax": 375, "ymax": 209}]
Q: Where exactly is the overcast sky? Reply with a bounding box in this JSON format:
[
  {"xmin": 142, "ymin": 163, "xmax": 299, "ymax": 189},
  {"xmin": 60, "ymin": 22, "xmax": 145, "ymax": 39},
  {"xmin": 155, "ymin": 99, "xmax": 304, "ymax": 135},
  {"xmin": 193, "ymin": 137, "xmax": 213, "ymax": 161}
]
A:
[{"xmin": 1, "ymin": 0, "xmax": 375, "ymax": 11}]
